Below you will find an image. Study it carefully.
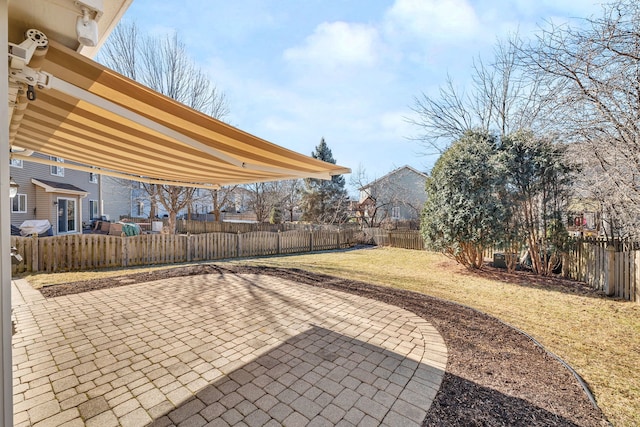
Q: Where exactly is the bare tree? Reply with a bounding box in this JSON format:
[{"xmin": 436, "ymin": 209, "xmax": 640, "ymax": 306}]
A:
[
  {"xmin": 350, "ymin": 166, "xmax": 387, "ymax": 228},
  {"xmin": 154, "ymin": 186, "xmax": 194, "ymax": 233},
  {"xmin": 523, "ymin": 0, "xmax": 640, "ymax": 238},
  {"xmin": 408, "ymin": 33, "xmax": 557, "ymax": 153},
  {"xmin": 280, "ymin": 179, "xmax": 303, "ymax": 222},
  {"xmin": 242, "ymin": 181, "xmax": 304, "ymax": 223},
  {"xmin": 209, "ymin": 186, "xmax": 238, "ymax": 222},
  {"xmin": 141, "ymin": 183, "xmax": 158, "ymax": 219},
  {"xmin": 245, "ymin": 182, "xmax": 275, "ymax": 223},
  {"xmin": 351, "ymin": 165, "xmax": 426, "ymax": 228},
  {"xmin": 98, "ymin": 21, "xmax": 230, "ymax": 233}
]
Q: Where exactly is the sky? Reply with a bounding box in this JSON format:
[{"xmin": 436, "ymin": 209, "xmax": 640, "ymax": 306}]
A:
[{"xmin": 120, "ymin": 0, "xmax": 604, "ymax": 193}]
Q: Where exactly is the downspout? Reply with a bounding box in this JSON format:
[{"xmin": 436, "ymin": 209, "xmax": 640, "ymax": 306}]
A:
[
  {"xmin": 1, "ymin": 1, "xmax": 15, "ymax": 425},
  {"xmin": 98, "ymin": 174, "xmax": 103, "ymax": 219}
]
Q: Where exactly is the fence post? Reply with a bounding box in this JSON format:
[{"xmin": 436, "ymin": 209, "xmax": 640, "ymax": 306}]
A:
[
  {"xmin": 635, "ymin": 251, "xmax": 640, "ymax": 303},
  {"xmin": 236, "ymin": 232, "xmax": 241, "ymax": 258},
  {"xmin": 606, "ymin": 244, "xmax": 616, "ymax": 297},
  {"xmin": 31, "ymin": 236, "xmax": 39, "ymax": 273},
  {"xmin": 277, "ymin": 230, "xmax": 281, "ymax": 255},
  {"xmin": 309, "ymin": 232, "xmax": 314, "ymax": 252},
  {"xmin": 121, "ymin": 237, "xmax": 128, "ymax": 268},
  {"xmin": 186, "ymin": 234, "xmax": 192, "ymax": 263}
]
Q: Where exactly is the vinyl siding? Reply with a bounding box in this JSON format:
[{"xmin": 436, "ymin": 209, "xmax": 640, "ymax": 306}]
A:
[{"xmin": 9, "ymin": 153, "xmax": 98, "ymax": 233}]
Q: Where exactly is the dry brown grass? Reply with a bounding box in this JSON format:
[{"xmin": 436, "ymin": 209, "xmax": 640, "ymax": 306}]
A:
[
  {"xmin": 234, "ymin": 248, "xmax": 640, "ymax": 427},
  {"xmin": 22, "ymin": 262, "xmax": 205, "ymax": 289},
  {"xmin": 22, "ymin": 247, "xmax": 639, "ymax": 426}
]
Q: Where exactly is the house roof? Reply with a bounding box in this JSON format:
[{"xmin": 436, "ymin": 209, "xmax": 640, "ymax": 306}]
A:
[
  {"xmin": 31, "ymin": 178, "xmax": 89, "ymax": 196},
  {"xmin": 359, "ymin": 165, "xmax": 428, "ymax": 190},
  {"xmin": 10, "ymin": 40, "xmax": 350, "ymax": 189}
]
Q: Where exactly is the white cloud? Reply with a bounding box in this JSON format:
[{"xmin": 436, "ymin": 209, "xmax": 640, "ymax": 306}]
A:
[
  {"xmin": 384, "ymin": 0, "xmax": 481, "ymax": 42},
  {"xmin": 283, "ymin": 21, "xmax": 380, "ymax": 72}
]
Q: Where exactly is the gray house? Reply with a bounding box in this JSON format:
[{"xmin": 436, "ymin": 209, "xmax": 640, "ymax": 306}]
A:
[
  {"xmin": 358, "ymin": 165, "xmax": 428, "ymax": 227},
  {"xmin": 100, "ymin": 177, "xmax": 255, "ymax": 221},
  {"xmin": 10, "ymin": 153, "xmax": 99, "ymax": 234}
]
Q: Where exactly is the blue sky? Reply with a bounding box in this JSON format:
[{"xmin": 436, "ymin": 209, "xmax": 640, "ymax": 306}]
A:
[{"xmin": 120, "ymin": 0, "xmax": 602, "ymax": 190}]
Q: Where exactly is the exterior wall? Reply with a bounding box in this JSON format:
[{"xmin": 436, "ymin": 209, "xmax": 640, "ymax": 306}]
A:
[
  {"xmin": 9, "ymin": 153, "xmax": 98, "ymax": 233},
  {"xmin": 33, "ymin": 187, "xmax": 55, "ymax": 231},
  {"xmin": 101, "ymin": 176, "xmax": 135, "ymax": 221},
  {"xmin": 33, "ymin": 187, "xmax": 86, "ymax": 235},
  {"xmin": 9, "ymin": 158, "xmax": 31, "ymax": 228},
  {"xmin": 359, "ymin": 166, "xmax": 428, "ymax": 223}
]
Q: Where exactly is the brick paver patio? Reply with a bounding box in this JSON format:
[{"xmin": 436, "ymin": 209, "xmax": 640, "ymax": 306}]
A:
[{"xmin": 12, "ymin": 272, "xmax": 447, "ymax": 426}]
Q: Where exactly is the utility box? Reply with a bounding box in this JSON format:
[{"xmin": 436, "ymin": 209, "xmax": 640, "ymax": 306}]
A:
[
  {"xmin": 493, "ymin": 252, "xmax": 518, "ymax": 269},
  {"xmin": 493, "ymin": 252, "xmax": 507, "ymax": 269}
]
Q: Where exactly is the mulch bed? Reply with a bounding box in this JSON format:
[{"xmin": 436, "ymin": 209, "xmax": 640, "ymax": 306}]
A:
[{"xmin": 39, "ymin": 263, "xmax": 610, "ymax": 426}]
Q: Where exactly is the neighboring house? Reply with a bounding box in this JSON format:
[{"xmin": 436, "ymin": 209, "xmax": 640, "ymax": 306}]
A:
[
  {"xmin": 100, "ymin": 176, "xmax": 137, "ymax": 221},
  {"xmin": 567, "ymin": 197, "xmax": 608, "ymax": 238},
  {"xmin": 9, "ymin": 153, "xmax": 99, "ymax": 234},
  {"xmin": 357, "ymin": 165, "xmax": 428, "ymax": 227},
  {"xmin": 100, "ymin": 178, "xmax": 255, "ymax": 220}
]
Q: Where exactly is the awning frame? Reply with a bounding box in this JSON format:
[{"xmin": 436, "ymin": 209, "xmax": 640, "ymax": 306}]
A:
[{"xmin": 9, "ymin": 40, "xmax": 351, "ymax": 189}]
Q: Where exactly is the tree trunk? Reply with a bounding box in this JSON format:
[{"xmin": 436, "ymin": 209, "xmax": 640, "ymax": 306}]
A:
[{"xmin": 168, "ymin": 211, "xmax": 177, "ymax": 234}]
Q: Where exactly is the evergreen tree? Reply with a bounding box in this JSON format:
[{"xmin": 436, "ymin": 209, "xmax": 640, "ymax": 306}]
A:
[
  {"xmin": 421, "ymin": 130, "xmax": 507, "ymax": 268},
  {"xmin": 301, "ymin": 138, "xmax": 349, "ymax": 224},
  {"xmin": 421, "ymin": 129, "xmax": 574, "ymax": 273},
  {"xmin": 269, "ymin": 205, "xmax": 283, "ymax": 224}
]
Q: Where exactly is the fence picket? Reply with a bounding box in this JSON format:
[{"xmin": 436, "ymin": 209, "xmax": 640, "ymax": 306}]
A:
[
  {"xmin": 8, "ymin": 228, "xmax": 639, "ymax": 303},
  {"xmin": 9, "ymin": 229, "xmax": 359, "ymax": 276}
]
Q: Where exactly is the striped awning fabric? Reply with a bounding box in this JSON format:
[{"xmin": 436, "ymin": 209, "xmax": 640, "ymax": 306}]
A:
[{"xmin": 10, "ymin": 40, "xmax": 350, "ymax": 188}]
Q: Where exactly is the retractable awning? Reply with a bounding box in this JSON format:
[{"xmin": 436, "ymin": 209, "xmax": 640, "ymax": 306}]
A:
[{"xmin": 10, "ymin": 40, "xmax": 350, "ymax": 188}]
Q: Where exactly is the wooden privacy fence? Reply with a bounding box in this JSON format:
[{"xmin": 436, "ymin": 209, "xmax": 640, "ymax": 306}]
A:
[
  {"xmin": 362, "ymin": 228, "xmax": 426, "ymax": 250},
  {"xmin": 564, "ymin": 239, "xmax": 640, "ymax": 303},
  {"xmin": 10, "ymin": 229, "xmax": 357, "ymax": 274},
  {"xmin": 362, "ymin": 229, "xmax": 639, "ymax": 303},
  {"xmin": 120, "ymin": 218, "xmax": 360, "ymax": 235}
]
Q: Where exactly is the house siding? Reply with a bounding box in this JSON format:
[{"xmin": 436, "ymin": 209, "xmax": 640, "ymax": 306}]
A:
[
  {"xmin": 359, "ymin": 166, "xmax": 428, "ymax": 225},
  {"xmin": 9, "ymin": 153, "xmax": 98, "ymax": 234},
  {"xmin": 101, "ymin": 176, "xmax": 134, "ymax": 221}
]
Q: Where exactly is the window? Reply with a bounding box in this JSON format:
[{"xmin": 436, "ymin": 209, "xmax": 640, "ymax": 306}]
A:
[
  {"xmin": 57, "ymin": 198, "xmax": 77, "ymax": 233},
  {"xmin": 391, "ymin": 206, "xmax": 401, "ymax": 220},
  {"xmin": 10, "ymin": 158, "xmax": 23, "ymax": 168},
  {"xmin": 137, "ymin": 201, "xmax": 144, "ymax": 216},
  {"xmin": 89, "ymin": 171, "xmax": 98, "ymax": 183},
  {"xmin": 89, "ymin": 200, "xmax": 99, "ymax": 220},
  {"xmin": 11, "ymin": 194, "xmax": 27, "ymax": 213},
  {"xmin": 50, "ymin": 156, "xmax": 64, "ymax": 177}
]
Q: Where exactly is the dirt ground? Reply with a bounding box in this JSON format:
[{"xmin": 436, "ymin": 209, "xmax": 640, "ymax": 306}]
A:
[{"xmin": 39, "ymin": 263, "xmax": 610, "ymax": 426}]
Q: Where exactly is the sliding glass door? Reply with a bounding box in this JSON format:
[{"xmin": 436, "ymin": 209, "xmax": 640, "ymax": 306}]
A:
[{"xmin": 57, "ymin": 198, "xmax": 77, "ymax": 233}]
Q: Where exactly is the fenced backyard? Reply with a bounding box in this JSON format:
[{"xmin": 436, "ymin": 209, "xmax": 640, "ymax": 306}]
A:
[
  {"xmin": 563, "ymin": 238, "xmax": 640, "ymax": 302},
  {"xmin": 10, "ymin": 229, "xmax": 357, "ymax": 274},
  {"xmin": 361, "ymin": 229, "xmax": 640, "ymax": 302},
  {"xmin": 10, "ymin": 222, "xmax": 639, "ymax": 302}
]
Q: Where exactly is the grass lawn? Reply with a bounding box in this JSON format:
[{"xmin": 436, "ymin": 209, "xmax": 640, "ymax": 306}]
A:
[
  {"xmin": 234, "ymin": 248, "xmax": 639, "ymax": 427},
  {"xmin": 21, "ymin": 247, "xmax": 639, "ymax": 426}
]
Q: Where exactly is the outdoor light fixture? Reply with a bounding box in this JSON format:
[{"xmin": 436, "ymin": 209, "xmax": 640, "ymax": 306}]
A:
[
  {"xmin": 75, "ymin": 0, "xmax": 103, "ymax": 47},
  {"xmin": 9, "ymin": 177, "xmax": 19, "ymax": 199}
]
